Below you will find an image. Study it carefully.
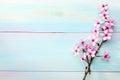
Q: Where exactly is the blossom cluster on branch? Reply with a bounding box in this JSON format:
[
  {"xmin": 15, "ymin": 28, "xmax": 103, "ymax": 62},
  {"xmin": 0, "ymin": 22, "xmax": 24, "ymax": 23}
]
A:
[{"xmin": 72, "ymin": 4, "xmax": 114, "ymax": 80}]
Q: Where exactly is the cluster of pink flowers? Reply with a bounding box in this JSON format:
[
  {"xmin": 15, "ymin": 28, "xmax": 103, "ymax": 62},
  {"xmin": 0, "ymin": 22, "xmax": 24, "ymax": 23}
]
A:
[{"xmin": 73, "ymin": 4, "xmax": 114, "ymax": 61}]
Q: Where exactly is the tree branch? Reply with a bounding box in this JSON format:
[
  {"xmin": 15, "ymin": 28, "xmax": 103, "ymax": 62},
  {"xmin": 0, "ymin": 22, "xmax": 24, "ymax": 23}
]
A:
[{"xmin": 82, "ymin": 40, "xmax": 106, "ymax": 80}]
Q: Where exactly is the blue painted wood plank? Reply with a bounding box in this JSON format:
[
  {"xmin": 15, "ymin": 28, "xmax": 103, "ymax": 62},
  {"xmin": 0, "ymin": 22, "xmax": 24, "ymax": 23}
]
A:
[
  {"xmin": 0, "ymin": 72, "xmax": 119, "ymax": 80},
  {"xmin": 0, "ymin": 33, "xmax": 119, "ymax": 71},
  {"xmin": 0, "ymin": 0, "xmax": 119, "ymax": 32}
]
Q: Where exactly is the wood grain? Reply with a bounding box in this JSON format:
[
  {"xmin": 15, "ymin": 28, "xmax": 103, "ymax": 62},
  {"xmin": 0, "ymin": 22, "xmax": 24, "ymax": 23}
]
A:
[
  {"xmin": 0, "ymin": 33, "xmax": 119, "ymax": 71},
  {"xmin": 0, "ymin": 0, "xmax": 119, "ymax": 79},
  {"xmin": 0, "ymin": 72, "xmax": 119, "ymax": 80},
  {"xmin": 0, "ymin": 0, "xmax": 120, "ymax": 32}
]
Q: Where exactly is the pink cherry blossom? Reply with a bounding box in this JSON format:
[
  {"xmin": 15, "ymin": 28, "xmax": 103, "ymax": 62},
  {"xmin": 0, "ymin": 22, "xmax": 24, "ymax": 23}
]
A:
[
  {"xmin": 94, "ymin": 21, "xmax": 101, "ymax": 27},
  {"xmin": 103, "ymin": 23, "xmax": 113, "ymax": 32},
  {"xmin": 80, "ymin": 54, "xmax": 86, "ymax": 61},
  {"xmin": 90, "ymin": 36, "xmax": 98, "ymax": 46},
  {"xmin": 88, "ymin": 45, "xmax": 97, "ymax": 52},
  {"xmin": 73, "ymin": 49, "xmax": 80, "ymax": 56},
  {"xmin": 80, "ymin": 39, "xmax": 85, "ymax": 45},
  {"xmin": 73, "ymin": 48, "xmax": 80, "ymax": 54},
  {"xmin": 92, "ymin": 27, "xmax": 99, "ymax": 36},
  {"xmin": 101, "ymin": 12, "xmax": 109, "ymax": 19},
  {"xmin": 101, "ymin": 4, "xmax": 108, "ymax": 8},
  {"xmin": 88, "ymin": 45, "xmax": 96, "ymax": 58},
  {"xmin": 102, "ymin": 51, "xmax": 110, "ymax": 60},
  {"xmin": 83, "ymin": 44, "xmax": 90, "ymax": 50},
  {"xmin": 88, "ymin": 52, "xmax": 95, "ymax": 58},
  {"xmin": 106, "ymin": 19, "xmax": 114, "ymax": 26},
  {"xmin": 100, "ymin": 4, "xmax": 108, "ymax": 12},
  {"xmin": 101, "ymin": 31, "xmax": 112, "ymax": 41},
  {"xmin": 73, "ymin": 43, "xmax": 80, "ymax": 55}
]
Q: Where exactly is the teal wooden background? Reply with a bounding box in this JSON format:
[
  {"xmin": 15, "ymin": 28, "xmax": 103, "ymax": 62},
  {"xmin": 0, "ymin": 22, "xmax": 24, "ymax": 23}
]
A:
[{"xmin": 0, "ymin": 0, "xmax": 120, "ymax": 80}]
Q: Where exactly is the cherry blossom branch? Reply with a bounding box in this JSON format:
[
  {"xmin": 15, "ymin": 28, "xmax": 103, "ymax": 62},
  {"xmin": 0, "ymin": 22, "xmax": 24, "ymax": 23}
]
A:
[
  {"xmin": 72, "ymin": 4, "xmax": 114, "ymax": 80},
  {"xmin": 83, "ymin": 40, "xmax": 105, "ymax": 80}
]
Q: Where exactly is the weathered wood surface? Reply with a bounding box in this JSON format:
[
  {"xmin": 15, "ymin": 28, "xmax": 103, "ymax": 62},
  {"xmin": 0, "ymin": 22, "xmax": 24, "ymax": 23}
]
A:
[
  {"xmin": 0, "ymin": 0, "xmax": 120, "ymax": 32},
  {"xmin": 0, "ymin": 33, "xmax": 119, "ymax": 71},
  {"xmin": 0, "ymin": 0, "xmax": 120, "ymax": 80},
  {"xmin": 0, "ymin": 72, "xmax": 119, "ymax": 80}
]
